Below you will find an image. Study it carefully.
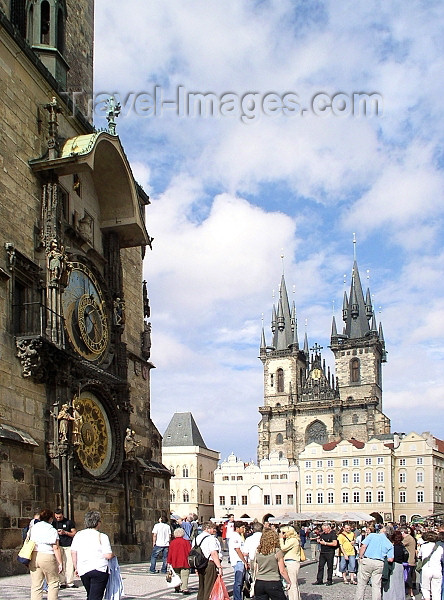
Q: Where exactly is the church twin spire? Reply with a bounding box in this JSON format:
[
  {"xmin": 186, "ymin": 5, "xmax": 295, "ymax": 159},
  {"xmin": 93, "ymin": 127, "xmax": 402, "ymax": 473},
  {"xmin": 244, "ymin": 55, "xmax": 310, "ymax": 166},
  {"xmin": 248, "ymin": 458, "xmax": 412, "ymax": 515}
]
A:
[{"xmin": 261, "ymin": 275, "xmax": 299, "ymax": 352}]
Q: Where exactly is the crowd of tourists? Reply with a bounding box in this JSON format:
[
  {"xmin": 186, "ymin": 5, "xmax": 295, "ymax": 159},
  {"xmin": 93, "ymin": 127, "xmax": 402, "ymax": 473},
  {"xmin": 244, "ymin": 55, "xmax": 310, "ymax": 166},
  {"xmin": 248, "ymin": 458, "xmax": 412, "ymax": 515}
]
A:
[{"xmin": 20, "ymin": 507, "xmax": 119, "ymax": 600}]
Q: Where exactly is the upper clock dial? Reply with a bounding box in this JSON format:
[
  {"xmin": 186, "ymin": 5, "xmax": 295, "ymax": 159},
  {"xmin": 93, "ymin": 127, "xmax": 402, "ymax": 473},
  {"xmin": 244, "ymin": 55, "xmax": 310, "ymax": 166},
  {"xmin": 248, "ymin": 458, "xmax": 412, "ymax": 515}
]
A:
[{"xmin": 62, "ymin": 262, "xmax": 110, "ymax": 362}]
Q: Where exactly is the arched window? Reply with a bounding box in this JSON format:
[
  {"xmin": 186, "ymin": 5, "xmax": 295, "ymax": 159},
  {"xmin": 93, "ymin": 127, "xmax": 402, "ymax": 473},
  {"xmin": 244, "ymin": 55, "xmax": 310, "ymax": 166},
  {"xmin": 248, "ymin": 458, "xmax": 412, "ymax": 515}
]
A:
[
  {"xmin": 305, "ymin": 420, "xmax": 328, "ymax": 445},
  {"xmin": 40, "ymin": 0, "xmax": 50, "ymax": 43},
  {"xmin": 183, "ymin": 490, "xmax": 189, "ymax": 503},
  {"xmin": 170, "ymin": 491, "xmax": 175, "ymax": 502},
  {"xmin": 276, "ymin": 433, "xmax": 284, "ymax": 445},
  {"xmin": 183, "ymin": 466, "xmax": 189, "ymax": 478},
  {"xmin": 277, "ymin": 368, "xmax": 284, "ymax": 392},
  {"xmin": 350, "ymin": 358, "xmax": 360, "ymax": 382},
  {"xmin": 278, "ymin": 451, "xmax": 284, "ymax": 459},
  {"xmin": 56, "ymin": 6, "xmax": 64, "ymax": 53},
  {"xmin": 170, "ymin": 465, "xmax": 175, "ymax": 475},
  {"xmin": 352, "ymin": 413, "xmax": 358, "ymax": 424}
]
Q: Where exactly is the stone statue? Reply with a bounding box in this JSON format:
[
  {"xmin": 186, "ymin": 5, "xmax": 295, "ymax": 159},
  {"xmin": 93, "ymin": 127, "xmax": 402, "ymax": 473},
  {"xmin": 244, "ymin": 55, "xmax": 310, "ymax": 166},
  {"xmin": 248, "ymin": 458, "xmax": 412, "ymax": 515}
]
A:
[
  {"xmin": 141, "ymin": 322, "xmax": 151, "ymax": 359},
  {"xmin": 113, "ymin": 298, "xmax": 125, "ymax": 326},
  {"xmin": 47, "ymin": 239, "xmax": 66, "ymax": 285},
  {"xmin": 57, "ymin": 404, "xmax": 74, "ymax": 443},
  {"xmin": 124, "ymin": 428, "xmax": 140, "ymax": 458},
  {"xmin": 72, "ymin": 401, "xmax": 83, "ymax": 446}
]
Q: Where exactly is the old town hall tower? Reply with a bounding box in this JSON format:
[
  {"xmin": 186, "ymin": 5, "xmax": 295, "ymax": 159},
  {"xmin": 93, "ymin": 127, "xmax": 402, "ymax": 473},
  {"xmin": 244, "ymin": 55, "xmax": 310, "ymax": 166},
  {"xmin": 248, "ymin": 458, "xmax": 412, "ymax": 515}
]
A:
[{"xmin": 258, "ymin": 261, "xmax": 391, "ymax": 462}]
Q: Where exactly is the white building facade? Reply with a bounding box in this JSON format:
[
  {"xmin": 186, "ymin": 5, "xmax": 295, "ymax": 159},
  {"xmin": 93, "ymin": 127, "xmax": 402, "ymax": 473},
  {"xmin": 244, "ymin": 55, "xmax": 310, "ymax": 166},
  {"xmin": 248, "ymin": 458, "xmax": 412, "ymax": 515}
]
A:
[{"xmin": 214, "ymin": 451, "xmax": 299, "ymax": 521}]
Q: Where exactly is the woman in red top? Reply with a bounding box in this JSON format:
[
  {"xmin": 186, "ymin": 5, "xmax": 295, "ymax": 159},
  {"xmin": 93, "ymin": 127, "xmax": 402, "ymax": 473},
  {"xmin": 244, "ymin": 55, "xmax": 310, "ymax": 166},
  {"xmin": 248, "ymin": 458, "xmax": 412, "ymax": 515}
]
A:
[{"xmin": 168, "ymin": 527, "xmax": 192, "ymax": 594}]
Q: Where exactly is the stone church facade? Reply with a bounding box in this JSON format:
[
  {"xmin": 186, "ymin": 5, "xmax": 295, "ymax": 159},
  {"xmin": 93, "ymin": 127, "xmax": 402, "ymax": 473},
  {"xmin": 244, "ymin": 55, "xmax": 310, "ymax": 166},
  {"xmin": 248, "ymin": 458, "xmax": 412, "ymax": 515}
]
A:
[
  {"xmin": 258, "ymin": 261, "xmax": 391, "ymax": 463},
  {"xmin": 0, "ymin": 0, "xmax": 170, "ymax": 575}
]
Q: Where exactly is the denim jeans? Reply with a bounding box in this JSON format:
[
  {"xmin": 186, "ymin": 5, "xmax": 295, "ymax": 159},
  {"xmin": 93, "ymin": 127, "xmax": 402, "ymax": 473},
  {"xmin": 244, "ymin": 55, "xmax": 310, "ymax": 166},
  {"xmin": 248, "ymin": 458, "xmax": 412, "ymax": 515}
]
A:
[
  {"xmin": 233, "ymin": 561, "xmax": 245, "ymax": 600},
  {"xmin": 80, "ymin": 569, "xmax": 109, "ymax": 600},
  {"xmin": 150, "ymin": 545, "xmax": 169, "ymax": 573}
]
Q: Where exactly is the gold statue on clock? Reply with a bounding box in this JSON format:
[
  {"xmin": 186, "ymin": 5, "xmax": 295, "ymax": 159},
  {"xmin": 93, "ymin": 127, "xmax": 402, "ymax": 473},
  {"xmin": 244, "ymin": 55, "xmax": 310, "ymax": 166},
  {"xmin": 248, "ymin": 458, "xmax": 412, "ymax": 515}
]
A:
[{"xmin": 62, "ymin": 262, "xmax": 110, "ymax": 363}]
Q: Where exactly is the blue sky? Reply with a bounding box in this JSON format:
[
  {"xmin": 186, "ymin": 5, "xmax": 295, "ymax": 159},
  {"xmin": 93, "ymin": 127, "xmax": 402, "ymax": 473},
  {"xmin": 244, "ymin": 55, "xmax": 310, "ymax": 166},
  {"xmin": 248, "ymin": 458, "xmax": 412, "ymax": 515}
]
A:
[{"xmin": 93, "ymin": 0, "xmax": 444, "ymax": 462}]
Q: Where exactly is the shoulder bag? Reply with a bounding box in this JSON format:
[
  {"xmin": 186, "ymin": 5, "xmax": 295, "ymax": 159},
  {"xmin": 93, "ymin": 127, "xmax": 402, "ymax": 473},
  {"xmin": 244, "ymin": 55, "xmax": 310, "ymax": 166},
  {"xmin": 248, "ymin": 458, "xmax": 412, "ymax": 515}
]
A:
[{"xmin": 416, "ymin": 543, "xmax": 440, "ymax": 573}]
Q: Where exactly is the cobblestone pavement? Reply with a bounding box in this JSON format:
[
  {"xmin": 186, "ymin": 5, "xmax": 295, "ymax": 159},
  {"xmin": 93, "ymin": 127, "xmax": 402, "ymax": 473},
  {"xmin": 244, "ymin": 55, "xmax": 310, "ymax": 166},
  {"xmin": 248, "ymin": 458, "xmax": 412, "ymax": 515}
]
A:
[{"xmin": 0, "ymin": 547, "xmax": 416, "ymax": 600}]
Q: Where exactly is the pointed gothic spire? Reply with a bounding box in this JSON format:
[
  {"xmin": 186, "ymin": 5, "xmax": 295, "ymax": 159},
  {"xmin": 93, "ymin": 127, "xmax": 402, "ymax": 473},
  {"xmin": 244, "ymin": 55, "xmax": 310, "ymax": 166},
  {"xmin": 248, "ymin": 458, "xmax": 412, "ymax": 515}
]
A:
[
  {"xmin": 271, "ymin": 274, "xmax": 294, "ymax": 350},
  {"xmin": 343, "ymin": 260, "xmax": 371, "ymax": 339},
  {"xmin": 365, "ymin": 288, "xmax": 373, "ymax": 319},
  {"xmin": 331, "ymin": 315, "xmax": 338, "ymax": 339},
  {"xmin": 260, "ymin": 326, "xmax": 266, "ymax": 350},
  {"xmin": 370, "ymin": 311, "xmax": 378, "ymax": 332}
]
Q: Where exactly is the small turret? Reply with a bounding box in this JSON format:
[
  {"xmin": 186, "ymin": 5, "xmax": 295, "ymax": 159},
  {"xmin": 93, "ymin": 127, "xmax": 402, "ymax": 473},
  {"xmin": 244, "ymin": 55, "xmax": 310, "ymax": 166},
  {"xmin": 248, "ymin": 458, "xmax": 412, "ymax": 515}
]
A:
[
  {"xmin": 342, "ymin": 291, "xmax": 349, "ymax": 321},
  {"xmin": 365, "ymin": 288, "xmax": 373, "ymax": 319}
]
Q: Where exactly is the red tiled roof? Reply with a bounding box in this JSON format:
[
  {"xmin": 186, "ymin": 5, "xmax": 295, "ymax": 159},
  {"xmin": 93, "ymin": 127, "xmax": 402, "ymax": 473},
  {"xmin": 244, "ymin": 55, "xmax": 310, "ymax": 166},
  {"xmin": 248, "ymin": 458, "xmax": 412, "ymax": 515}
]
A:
[
  {"xmin": 349, "ymin": 439, "xmax": 365, "ymax": 449},
  {"xmin": 434, "ymin": 437, "xmax": 444, "ymax": 454},
  {"xmin": 322, "ymin": 438, "xmax": 366, "ymax": 451}
]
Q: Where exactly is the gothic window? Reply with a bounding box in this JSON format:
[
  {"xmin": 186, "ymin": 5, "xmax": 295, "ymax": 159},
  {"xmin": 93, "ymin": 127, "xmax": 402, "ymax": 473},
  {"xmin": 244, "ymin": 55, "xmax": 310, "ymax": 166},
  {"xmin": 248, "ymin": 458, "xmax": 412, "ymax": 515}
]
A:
[
  {"xmin": 56, "ymin": 5, "xmax": 64, "ymax": 53},
  {"xmin": 11, "ymin": 0, "xmax": 27, "ymax": 36},
  {"xmin": 183, "ymin": 490, "xmax": 189, "ymax": 503},
  {"xmin": 270, "ymin": 374, "xmax": 274, "ymax": 387},
  {"xmin": 350, "ymin": 358, "xmax": 360, "ymax": 382},
  {"xmin": 40, "ymin": 1, "xmax": 50, "ymax": 44},
  {"xmin": 9, "ymin": 248, "xmax": 42, "ymax": 336},
  {"xmin": 170, "ymin": 491, "xmax": 175, "ymax": 502},
  {"xmin": 305, "ymin": 420, "xmax": 327, "ymax": 445},
  {"xmin": 277, "ymin": 368, "xmax": 284, "ymax": 392},
  {"xmin": 276, "ymin": 433, "xmax": 283, "ymax": 445},
  {"xmin": 170, "ymin": 466, "xmax": 175, "ymax": 475},
  {"xmin": 182, "ymin": 466, "xmax": 189, "ymax": 478},
  {"xmin": 278, "ymin": 451, "xmax": 283, "ymax": 459}
]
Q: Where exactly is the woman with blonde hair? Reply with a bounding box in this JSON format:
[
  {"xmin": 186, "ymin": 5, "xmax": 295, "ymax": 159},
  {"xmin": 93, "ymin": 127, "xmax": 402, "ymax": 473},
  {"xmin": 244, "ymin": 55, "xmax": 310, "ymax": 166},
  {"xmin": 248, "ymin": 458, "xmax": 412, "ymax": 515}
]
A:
[
  {"xmin": 279, "ymin": 526, "xmax": 301, "ymax": 600},
  {"xmin": 253, "ymin": 529, "xmax": 291, "ymax": 600}
]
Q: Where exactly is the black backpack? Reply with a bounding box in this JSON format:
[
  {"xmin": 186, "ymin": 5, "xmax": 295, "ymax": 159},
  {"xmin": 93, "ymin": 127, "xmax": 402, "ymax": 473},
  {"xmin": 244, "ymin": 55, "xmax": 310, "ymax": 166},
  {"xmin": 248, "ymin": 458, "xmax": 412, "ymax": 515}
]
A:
[{"xmin": 188, "ymin": 534, "xmax": 210, "ymax": 570}]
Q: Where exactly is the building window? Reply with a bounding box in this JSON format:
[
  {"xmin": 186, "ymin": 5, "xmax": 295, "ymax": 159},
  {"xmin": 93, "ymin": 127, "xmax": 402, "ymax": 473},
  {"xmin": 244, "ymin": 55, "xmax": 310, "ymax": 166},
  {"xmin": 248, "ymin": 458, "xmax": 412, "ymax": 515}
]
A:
[
  {"xmin": 264, "ymin": 475, "xmax": 269, "ymax": 480},
  {"xmin": 277, "ymin": 368, "xmax": 284, "ymax": 392},
  {"xmin": 377, "ymin": 490, "xmax": 384, "ymax": 502},
  {"xmin": 327, "ymin": 474, "xmax": 334, "ymax": 484},
  {"xmin": 287, "ymin": 494, "xmax": 294, "ymax": 505},
  {"xmin": 306, "ymin": 493, "xmax": 312, "ymax": 504},
  {"xmin": 365, "ymin": 491, "xmax": 372, "ymax": 503},
  {"xmin": 231, "ymin": 476, "xmax": 236, "ymax": 480},
  {"xmin": 327, "ymin": 492, "xmax": 334, "ymax": 504},
  {"xmin": 377, "ymin": 457, "xmax": 384, "ymax": 464},
  {"xmin": 241, "ymin": 496, "xmax": 247, "ymax": 505},
  {"xmin": 417, "ymin": 457, "xmax": 423, "ymax": 465},
  {"xmin": 170, "ymin": 466, "xmax": 175, "ymax": 475},
  {"xmin": 399, "ymin": 472, "xmax": 406, "ymax": 483},
  {"xmin": 271, "ymin": 474, "xmax": 279, "ymax": 480},
  {"xmin": 305, "ymin": 461, "xmax": 312, "ymax": 468},
  {"xmin": 342, "ymin": 473, "xmax": 349, "ymax": 484},
  {"xmin": 350, "ymin": 358, "xmax": 360, "ymax": 382},
  {"xmin": 342, "ymin": 459, "xmax": 349, "ymax": 467},
  {"xmin": 317, "ymin": 474, "xmax": 323, "ymax": 485},
  {"xmin": 399, "ymin": 458, "xmax": 406, "ymax": 466},
  {"xmin": 377, "ymin": 471, "xmax": 384, "ymax": 482},
  {"xmin": 317, "ymin": 460, "xmax": 323, "ymax": 468},
  {"xmin": 11, "ymin": 0, "xmax": 27, "ymax": 37},
  {"xmin": 353, "ymin": 492, "xmax": 360, "ymax": 503},
  {"xmin": 417, "ymin": 471, "xmax": 424, "ymax": 483},
  {"xmin": 264, "ymin": 495, "xmax": 271, "ymax": 505},
  {"xmin": 417, "ymin": 491, "xmax": 424, "ymax": 503},
  {"xmin": 183, "ymin": 490, "xmax": 189, "ymax": 503},
  {"xmin": 342, "ymin": 492, "xmax": 349, "ymax": 503},
  {"xmin": 183, "ymin": 466, "xmax": 189, "ymax": 477},
  {"xmin": 230, "ymin": 496, "xmax": 236, "ymax": 505},
  {"xmin": 399, "ymin": 491, "xmax": 406, "ymax": 503},
  {"xmin": 353, "ymin": 473, "xmax": 360, "ymax": 483},
  {"xmin": 317, "ymin": 492, "xmax": 323, "ymax": 504},
  {"xmin": 353, "ymin": 458, "xmax": 359, "ymax": 466},
  {"xmin": 171, "ymin": 491, "xmax": 175, "ymax": 502},
  {"xmin": 365, "ymin": 458, "xmax": 372, "ymax": 465},
  {"xmin": 276, "ymin": 495, "xmax": 282, "ymax": 505},
  {"xmin": 237, "ymin": 476, "xmax": 243, "ymax": 480},
  {"xmin": 365, "ymin": 472, "xmax": 372, "ymax": 483},
  {"xmin": 327, "ymin": 460, "xmax": 334, "ymax": 467},
  {"xmin": 306, "ymin": 474, "xmax": 312, "ymax": 485},
  {"xmin": 280, "ymin": 474, "xmax": 288, "ymax": 479},
  {"xmin": 276, "ymin": 433, "xmax": 284, "ymax": 445},
  {"xmin": 222, "ymin": 476, "xmax": 229, "ymax": 481}
]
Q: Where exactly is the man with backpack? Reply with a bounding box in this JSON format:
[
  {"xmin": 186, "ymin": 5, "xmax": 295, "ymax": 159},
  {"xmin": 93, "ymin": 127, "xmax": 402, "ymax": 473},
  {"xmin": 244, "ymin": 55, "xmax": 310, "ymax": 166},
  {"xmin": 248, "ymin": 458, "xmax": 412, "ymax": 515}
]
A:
[{"xmin": 192, "ymin": 522, "xmax": 223, "ymax": 600}]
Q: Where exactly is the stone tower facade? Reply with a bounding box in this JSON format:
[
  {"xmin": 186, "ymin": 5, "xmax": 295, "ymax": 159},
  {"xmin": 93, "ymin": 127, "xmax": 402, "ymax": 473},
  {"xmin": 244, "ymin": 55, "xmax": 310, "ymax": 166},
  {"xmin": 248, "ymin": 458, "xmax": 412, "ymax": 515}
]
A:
[
  {"xmin": 0, "ymin": 1, "xmax": 170, "ymax": 575},
  {"xmin": 258, "ymin": 262, "xmax": 391, "ymax": 463}
]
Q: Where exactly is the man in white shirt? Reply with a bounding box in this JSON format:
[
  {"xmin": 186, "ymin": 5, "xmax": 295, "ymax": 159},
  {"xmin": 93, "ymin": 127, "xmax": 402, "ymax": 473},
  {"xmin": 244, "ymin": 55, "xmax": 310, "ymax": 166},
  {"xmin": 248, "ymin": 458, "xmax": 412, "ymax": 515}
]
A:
[
  {"xmin": 229, "ymin": 522, "xmax": 248, "ymax": 600},
  {"xmin": 195, "ymin": 522, "xmax": 223, "ymax": 600},
  {"xmin": 149, "ymin": 516, "xmax": 171, "ymax": 573},
  {"xmin": 243, "ymin": 522, "xmax": 263, "ymax": 562}
]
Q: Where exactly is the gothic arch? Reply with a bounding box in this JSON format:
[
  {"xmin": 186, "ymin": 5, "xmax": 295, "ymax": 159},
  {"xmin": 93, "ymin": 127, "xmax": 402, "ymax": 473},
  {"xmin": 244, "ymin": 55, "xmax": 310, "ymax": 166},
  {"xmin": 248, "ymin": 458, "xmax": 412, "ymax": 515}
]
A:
[
  {"xmin": 305, "ymin": 420, "xmax": 328, "ymax": 445},
  {"xmin": 350, "ymin": 357, "xmax": 360, "ymax": 383},
  {"xmin": 276, "ymin": 433, "xmax": 284, "ymax": 445},
  {"xmin": 277, "ymin": 368, "xmax": 284, "ymax": 392}
]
